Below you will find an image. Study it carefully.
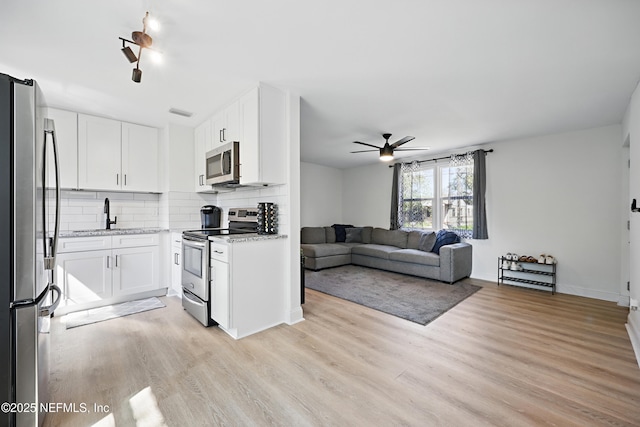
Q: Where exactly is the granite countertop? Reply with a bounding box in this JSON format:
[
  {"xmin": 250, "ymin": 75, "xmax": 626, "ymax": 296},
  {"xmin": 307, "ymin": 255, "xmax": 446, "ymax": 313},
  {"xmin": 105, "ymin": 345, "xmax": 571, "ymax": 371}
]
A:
[
  {"xmin": 59, "ymin": 228, "xmax": 168, "ymax": 238},
  {"xmin": 209, "ymin": 233, "xmax": 288, "ymax": 243}
]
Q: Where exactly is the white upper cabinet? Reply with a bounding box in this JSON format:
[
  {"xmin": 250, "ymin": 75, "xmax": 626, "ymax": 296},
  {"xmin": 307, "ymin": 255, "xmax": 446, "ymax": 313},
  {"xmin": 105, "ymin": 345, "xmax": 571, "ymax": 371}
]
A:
[
  {"xmin": 46, "ymin": 108, "xmax": 78, "ymax": 189},
  {"xmin": 78, "ymin": 114, "xmax": 122, "ymax": 191},
  {"xmin": 194, "ymin": 118, "xmax": 211, "ymax": 192},
  {"xmin": 121, "ymin": 123, "xmax": 159, "ymax": 192},
  {"xmin": 238, "ymin": 85, "xmax": 287, "ymax": 185},
  {"xmin": 212, "ymin": 100, "xmax": 240, "ymax": 147},
  {"xmin": 193, "ymin": 83, "xmax": 287, "ymax": 189},
  {"xmin": 78, "ymin": 114, "xmax": 159, "ymax": 192}
]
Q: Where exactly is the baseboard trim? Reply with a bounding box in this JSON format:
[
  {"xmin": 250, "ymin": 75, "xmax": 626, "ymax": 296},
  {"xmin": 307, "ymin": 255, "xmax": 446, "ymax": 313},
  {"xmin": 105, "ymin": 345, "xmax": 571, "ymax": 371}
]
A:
[
  {"xmin": 626, "ymin": 311, "xmax": 640, "ymax": 368},
  {"xmin": 285, "ymin": 306, "xmax": 305, "ymax": 325},
  {"xmin": 618, "ymin": 295, "xmax": 630, "ymax": 307}
]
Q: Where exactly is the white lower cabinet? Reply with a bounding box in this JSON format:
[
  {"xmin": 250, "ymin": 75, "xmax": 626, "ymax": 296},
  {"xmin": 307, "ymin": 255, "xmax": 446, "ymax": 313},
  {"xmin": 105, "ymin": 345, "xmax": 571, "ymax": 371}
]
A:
[
  {"xmin": 112, "ymin": 246, "xmax": 159, "ymax": 296},
  {"xmin": 56, "ymin": 234, "xmax": 162, "ymax": 314},
  {"xmin": 210, "ymin": 257, "xmax": 230, "ymax": 329},
  {"xmin": 209, "ymin": 237, "xmax": 286, "ymax": 339},
  {"xmin": 57, "ymin": 249, "xmax": 112, "ymax": 304},
  {"xmin": 170, "ymin": 232, "xmax": 182, "ymax": 295}
]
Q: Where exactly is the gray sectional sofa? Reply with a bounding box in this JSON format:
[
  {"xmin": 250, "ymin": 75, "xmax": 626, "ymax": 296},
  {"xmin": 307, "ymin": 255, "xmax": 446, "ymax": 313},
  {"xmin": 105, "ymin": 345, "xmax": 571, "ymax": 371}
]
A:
[{"xmin": 301, "ymin": 226, "xmax": 472, "ymax": 284}]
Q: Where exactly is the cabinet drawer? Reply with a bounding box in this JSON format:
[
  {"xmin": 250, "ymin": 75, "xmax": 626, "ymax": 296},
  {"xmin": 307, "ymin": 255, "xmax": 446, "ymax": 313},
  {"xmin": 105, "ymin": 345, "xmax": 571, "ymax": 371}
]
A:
[
  {"xmin": 171, "ymin": 232, "xmax": 182, "ymax": 249},
  {"xmin": 57, "ymin": 236, "xmax": 111, "ymax": 253},
  {"xmin": 210, "ymin": 242, "xmax": 229, "ymax": 262},
  {"xmin": 112, "ymin": 233, "xmax": 159, "ymax": 248}
]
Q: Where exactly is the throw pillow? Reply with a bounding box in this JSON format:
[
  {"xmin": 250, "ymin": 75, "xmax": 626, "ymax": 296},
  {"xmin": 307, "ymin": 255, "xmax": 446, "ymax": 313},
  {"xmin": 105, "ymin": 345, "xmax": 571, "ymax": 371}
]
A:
[
  {"xmin": 431, "ymin": 230, "xmax": 461, "ymax": 254},
  {"xmin": 332, "ymin": 224, "xmax": 354, "ymax": 242},
  {"xmin": 345, "ymin": 227, "xmax": 363, "ymax": 243},
  {"xmin": 417, "ymin": 232, "xmax": 437, "ymax": 252}
]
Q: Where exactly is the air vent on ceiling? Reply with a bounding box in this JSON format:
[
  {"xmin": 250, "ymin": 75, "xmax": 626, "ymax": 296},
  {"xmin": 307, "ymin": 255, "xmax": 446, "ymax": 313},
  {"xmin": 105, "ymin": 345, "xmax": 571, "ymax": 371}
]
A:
[{"xmin": 168, "ymin": 108, "xmax": 193, "ymax": 118}]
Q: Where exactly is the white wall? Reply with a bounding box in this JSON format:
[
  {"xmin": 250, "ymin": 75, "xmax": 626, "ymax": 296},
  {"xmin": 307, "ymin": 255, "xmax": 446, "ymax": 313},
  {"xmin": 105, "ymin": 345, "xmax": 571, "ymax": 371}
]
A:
[
  {"xmin": 342, "ymin": 163, "xmax": 394, "ymax": 227},
  {"xmin": 338, "ymin": 125, "xmax": 624, "ymax": 302},
  {"xmin": 475, "ymin": 125, "xmax": 622, "ymax": 301},
  {"xmin": 163, "ymin": 123, "xmax": 195, "ymax": 193},
  {"xmin": 300, "ymin": 162, "xmax": 344, "ymax": 226}
]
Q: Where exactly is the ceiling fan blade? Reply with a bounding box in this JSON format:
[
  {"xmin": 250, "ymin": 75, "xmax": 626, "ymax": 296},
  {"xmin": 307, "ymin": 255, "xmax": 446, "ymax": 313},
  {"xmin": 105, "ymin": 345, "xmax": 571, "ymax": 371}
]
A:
[
  {"xmin": 350, "ymin": 149, "xmax": 379, "ymax": 153},
  {"xmin": 393, "ymin": 147, "xmax": 430, "ymax": 151},
  {"xmin": 390, "ymin": 136, "xmax": 415, "ymax": 148},
  {"xmin": 353, "ymin": 141, "xmax": 381, "ymax": 149}
]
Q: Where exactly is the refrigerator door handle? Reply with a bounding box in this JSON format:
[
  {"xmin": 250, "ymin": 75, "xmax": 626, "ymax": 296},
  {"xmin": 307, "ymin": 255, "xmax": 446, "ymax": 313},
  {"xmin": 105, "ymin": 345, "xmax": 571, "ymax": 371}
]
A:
[
  {"xmin": 43, "ymin": 118, "xmax": 60, "ymax": 271},
  {"xmin": 39, "ymin": 284, "xmax": 61, "ymax": 317}
]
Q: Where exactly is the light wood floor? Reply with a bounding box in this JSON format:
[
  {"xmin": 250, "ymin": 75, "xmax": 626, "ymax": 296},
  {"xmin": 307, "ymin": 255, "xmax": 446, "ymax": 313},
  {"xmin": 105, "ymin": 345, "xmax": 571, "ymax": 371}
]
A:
[{"xmin": 46, "ymin": 280, "xmax": 640, "ymax": 426}]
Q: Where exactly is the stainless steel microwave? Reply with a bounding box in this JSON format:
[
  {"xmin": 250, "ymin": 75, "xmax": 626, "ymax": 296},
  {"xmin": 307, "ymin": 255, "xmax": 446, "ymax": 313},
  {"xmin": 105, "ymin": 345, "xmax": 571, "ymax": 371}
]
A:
[{"xmin": 206, "ymin": 141, "xmax": 239, "ymax": 185}]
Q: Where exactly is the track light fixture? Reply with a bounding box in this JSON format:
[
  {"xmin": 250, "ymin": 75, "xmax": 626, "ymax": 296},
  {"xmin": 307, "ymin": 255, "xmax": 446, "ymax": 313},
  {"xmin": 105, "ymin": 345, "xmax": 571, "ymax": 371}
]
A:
[{"xmin": 118, "ymin": 11, "xmax": 160, "ymax": 83}]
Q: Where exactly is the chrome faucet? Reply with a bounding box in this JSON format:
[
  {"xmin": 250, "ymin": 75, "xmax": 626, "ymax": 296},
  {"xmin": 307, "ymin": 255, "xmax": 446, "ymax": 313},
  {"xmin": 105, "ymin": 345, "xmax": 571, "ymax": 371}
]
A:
[{"xmin": 104, "ymin": 198, "xmax": 117, "ymax": 230}]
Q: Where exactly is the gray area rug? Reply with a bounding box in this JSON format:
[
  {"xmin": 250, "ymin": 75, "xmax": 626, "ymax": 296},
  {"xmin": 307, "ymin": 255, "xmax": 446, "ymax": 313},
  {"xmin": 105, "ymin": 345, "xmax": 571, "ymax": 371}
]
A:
[
  {"xmin": 305, "ymin": 265, "xmax": 480, "ymax": 325},
  {"xmin": 64, "ymin": 297, "xmax": 166, "ymax": 329}
]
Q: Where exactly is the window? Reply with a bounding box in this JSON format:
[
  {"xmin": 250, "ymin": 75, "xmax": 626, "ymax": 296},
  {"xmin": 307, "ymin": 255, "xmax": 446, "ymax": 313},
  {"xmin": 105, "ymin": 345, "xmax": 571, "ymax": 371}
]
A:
[{"xmin": 399, "ymin": 161, "xmax": 474, "ymax": 238}]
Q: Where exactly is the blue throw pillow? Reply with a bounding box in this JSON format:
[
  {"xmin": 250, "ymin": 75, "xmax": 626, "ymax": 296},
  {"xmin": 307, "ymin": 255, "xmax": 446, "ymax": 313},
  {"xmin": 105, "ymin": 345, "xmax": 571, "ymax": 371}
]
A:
[
  {"xmin": 332, "ymin": 224, "xmax": 354, "ymax": 242},
  {"xmin": 431, "ymin": 230, "xmax": 461, "ymax": 254}
]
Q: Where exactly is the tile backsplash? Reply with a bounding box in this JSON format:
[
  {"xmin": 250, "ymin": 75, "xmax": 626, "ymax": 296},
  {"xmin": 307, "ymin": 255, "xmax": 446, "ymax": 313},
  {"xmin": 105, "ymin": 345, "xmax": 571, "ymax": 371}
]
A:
[
  {"xmin": 48, "ymin": 191, "xmax": 162, "ymax": 231},
  {"xmin": 49, "ymin": 185, "xmax": 288, "ymax": 233}
]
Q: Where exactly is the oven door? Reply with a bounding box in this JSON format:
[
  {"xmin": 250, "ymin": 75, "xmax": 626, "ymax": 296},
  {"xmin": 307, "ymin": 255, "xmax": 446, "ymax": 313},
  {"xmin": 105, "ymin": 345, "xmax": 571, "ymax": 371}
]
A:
[{"xmin": 181, "ymin": 237, "xmax": 209, "ymax": 301}]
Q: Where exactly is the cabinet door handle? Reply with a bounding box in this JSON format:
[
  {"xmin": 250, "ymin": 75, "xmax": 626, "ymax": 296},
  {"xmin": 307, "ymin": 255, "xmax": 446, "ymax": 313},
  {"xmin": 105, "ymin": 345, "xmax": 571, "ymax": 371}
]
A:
[
  {"xmin": 222, "ymin": 128, "xmax": 226, "ymax": 142},
  {"xmin": 116, "ymin": 174, "xmax": 119, "ymax": 185},
  {"xmin": 115, "ymin": 255, "xmax": 119, "ymax": 268},
  {"xmin": 106, "ymin": 256, "xmax": 111, "ymax": 269},
  {"xmin": 199, "ymin": 174, "xmax": 204, "ymax": 186},
  {"xmin": 219, "ymin": 129, "xmax": 223, "ymax": 143},
  {"xmin": 124, "ymin": 174, "xmax": 127, "ymax": 186}
]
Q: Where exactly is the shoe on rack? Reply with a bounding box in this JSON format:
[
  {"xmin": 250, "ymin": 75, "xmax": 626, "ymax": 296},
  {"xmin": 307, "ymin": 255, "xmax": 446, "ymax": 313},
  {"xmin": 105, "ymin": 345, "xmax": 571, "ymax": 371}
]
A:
[
  {"xmin": 502, "ymin": 259, "xmax": 511, "ymax": 269},
  {"xmin": 545, "ymin": 255, "xmax": 556, "ymax": 264},
  {"xmin": 538, "ymin": 254, "xmax": 546, "ymax": 264},
  {"xmin": 510, "ymin": 261, "xmax": 522, "ymax": 271}
]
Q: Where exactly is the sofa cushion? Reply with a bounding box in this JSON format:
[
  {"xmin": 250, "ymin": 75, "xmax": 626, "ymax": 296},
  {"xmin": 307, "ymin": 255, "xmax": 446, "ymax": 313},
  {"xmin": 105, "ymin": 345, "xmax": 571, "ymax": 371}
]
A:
[
  {"xmin": 361, "ymin": 226, "xmax": 373, "ymax": 244},
  {"xmin": 371, "ymin": 228, "xmax": 409, "ymax": 248},
  {"xmin": 431, "ymin": 230, "xmax": 461, "ymax": 254},
  {"xmin": 407, "ymin": 231, "xmax": 422, "ymax": 249},
  {"xmin": 301, "ymin": 227, "xmax": 326, "ymax": 244},
  {"xmin": 418, "ymin": 232, "xmax": 437, "ymax": 252},
  {"xmin": 301, "ymin": 243, "xmax": 351, "ymax": 258},
  {"xmin": 351, "ymin": 244, "xmax": 398, "ymax": 260},
  {"xmin": 325, "ymin": 226, "xmax": 336, "ymax": 243},
  {"xmin": 345, "ymin": 227, "xmax": 363, "ymax": 243},
  {"xmin": 332, "ymin": 224, "xmax": 354, "ymax": 242},
  {"xmin": 389, "ymin": 249, "xmax": 440, "ymax": 267}
]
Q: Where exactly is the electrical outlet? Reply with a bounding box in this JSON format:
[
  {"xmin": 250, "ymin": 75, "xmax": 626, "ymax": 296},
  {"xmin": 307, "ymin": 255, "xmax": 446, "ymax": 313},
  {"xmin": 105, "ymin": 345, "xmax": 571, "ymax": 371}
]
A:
[{"xmin": 631, "ymin": 298, "xmax": 639, "ymax": 311}]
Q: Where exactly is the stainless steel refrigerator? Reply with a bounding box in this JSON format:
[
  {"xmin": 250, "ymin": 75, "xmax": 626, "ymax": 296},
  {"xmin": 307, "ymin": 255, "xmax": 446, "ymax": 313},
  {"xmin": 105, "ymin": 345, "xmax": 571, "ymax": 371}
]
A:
[{"xmin": 0, "ymin": 73, "xmax": 61, "ymax": 426}]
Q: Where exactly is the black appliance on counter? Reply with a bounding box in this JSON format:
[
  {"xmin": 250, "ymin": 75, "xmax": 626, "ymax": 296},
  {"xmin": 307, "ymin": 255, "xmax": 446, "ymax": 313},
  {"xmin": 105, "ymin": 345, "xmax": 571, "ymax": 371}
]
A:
[
  {"xmin": 181, "ymin": 208, "xmax": 258, "ymax": 326},
  {"xmin": 200, "ymin": 205, "xmax": 221, "ymax": 229}
]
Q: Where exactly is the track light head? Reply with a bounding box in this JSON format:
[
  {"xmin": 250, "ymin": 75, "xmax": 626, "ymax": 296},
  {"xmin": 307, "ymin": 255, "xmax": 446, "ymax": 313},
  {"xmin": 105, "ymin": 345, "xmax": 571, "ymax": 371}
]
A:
[
  {"xmin": 121, "ymin": 46, "xmax": 137, "ymax": 63},
  {"xmin": 132, "ymin": 68, "xmax": 142, "ymax": 83}
]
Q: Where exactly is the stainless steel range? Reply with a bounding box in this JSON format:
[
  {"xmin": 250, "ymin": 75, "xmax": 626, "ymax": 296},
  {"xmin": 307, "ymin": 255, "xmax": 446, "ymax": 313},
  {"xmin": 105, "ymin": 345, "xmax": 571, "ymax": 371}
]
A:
[{"xmin": 181, "ymin": 208, "xmax": 258, "ymax": 326}]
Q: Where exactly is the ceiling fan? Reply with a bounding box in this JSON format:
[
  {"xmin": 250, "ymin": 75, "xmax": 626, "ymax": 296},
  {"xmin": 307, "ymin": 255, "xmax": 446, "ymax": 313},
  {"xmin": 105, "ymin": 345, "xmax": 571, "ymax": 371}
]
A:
[{"xmin": 350, "ymin": 133, "xmax": 429, "ymax": 161}]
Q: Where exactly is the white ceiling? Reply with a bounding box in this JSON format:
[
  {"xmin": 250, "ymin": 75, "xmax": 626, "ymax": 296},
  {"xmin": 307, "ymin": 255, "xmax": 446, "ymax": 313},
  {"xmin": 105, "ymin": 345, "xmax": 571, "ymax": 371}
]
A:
[{"xmin": 2, "ymin": 0, "xmax": 640, "ymax": 169}]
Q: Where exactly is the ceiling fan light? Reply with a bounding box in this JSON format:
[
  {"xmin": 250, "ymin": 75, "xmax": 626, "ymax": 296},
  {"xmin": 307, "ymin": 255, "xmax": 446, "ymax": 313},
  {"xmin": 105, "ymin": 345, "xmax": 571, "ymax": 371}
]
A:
[
  {"xmin": 132, "ymin": 67, "xmax": 142, "ymax": 83},
  {"xmin": 379, "ymin": 146, "xmax": 394, "ymax": 161},
  {"xmin": 121, "ymin": 46, "xmax": 137, "ymax": 63}
]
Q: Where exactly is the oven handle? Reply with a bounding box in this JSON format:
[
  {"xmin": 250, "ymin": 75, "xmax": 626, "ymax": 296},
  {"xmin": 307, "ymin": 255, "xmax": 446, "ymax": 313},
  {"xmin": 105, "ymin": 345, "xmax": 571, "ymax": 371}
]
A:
[{"xmin": 182, "ymin": 236, "xmax": 207, "ymax": 248}]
